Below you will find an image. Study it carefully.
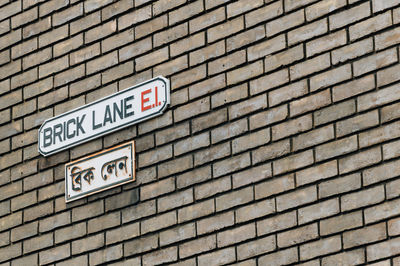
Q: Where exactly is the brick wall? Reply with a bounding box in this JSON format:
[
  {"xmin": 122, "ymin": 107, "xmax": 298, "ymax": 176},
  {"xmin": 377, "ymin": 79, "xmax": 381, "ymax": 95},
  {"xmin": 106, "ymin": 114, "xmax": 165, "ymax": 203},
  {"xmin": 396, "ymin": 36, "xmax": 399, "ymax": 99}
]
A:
[{"xmin": 1, "ymin": 0, "xmax": 400, "ymax": 264}]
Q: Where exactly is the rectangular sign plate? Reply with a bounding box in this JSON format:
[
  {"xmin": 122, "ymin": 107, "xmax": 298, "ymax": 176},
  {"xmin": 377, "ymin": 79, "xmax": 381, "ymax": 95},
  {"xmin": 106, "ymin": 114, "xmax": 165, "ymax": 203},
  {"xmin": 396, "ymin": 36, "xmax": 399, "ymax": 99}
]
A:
[
  {"xmin": 65, "ymin": 141, "xmax": 135, "ymax": 202},
  {"xmin": 39, "ymin": 76, "xmax": 169, "ymax": 156}
]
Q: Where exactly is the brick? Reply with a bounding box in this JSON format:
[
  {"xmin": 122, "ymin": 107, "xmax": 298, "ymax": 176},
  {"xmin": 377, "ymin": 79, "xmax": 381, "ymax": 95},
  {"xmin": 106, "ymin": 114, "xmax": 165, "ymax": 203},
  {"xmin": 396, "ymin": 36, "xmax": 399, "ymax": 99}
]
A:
[
  {"xmin": 72, "ymin": 233, "xmax": 104, "ymax": 255},
  {"xmin": 39, "ymin": 244, "xmax": 70, "ymax": 265},
  {"xmin": 170, "ymin": 0, "xmax": 203, "ymax": 25},
  {"xmin": 154, "ymin": 23, "xmax": 188, "ymax": 47},
  {"xmin": 143, "ymin": 246, "xmax": 177, "ymax": 265},
  {"xmin": 0, "ymin": 19, "xmax": 9, "ymax": 35},
  {"xmin": 106, "ymin": 222, "xmax": 139, "ymax": 245},
  {"xmin": 171, "ymin": 32, "xmax": 204, "ymax": 57},
  {"xmin": 375, "ymin": 27, "xmax": 400, "ymax": 51},
  {"xmin": 365, "ymin": 198, "xmax": 400, "ymax": 224},
  {"xmin": 296, "ymin": 160, "xmax": 337, "ymax": 187},
  {"xmin": 124, "ymin": 234, "xmax": 158, "ymax": 256},
  {"xmin": 330, "ymin": 2, "xmax": 370, "ymax": 30},
  {"xmin": 0, "ymin": 60, "xmax": 21, "ymax": 81},
  {"xmin": 339, "ymin": 147, "xmax": 381, "ymax": 174},
  {"xmin": 0, "ymin": 1, "xmax": 21, "ymax": 20},
  {"xmin": 160, "ymin": 223, "xmax": 195, "ymax": 247},
  {"xmin": 140, "ymin": 177, "xmax": 174, "ymax": 200},
  {"xmin": 138, "ymin": 110, "xmax": 172, "ymax": 134},
  {"xmin": 53, "ymin": 3, "xmax": 83, "ymax": 26},
  {"xmin": 102, "ymin": 0, "xmax": 133, "ymax": 20},
  {"xmin": 252, "ymin": 138, "xmax": 290, "ymax": 164},
  {"xmin": 291, "ymin": 89, "xmax": 331, "ymax": 116},
  {"xmin": 0, "ymin": 29, "xmax": 21, "ymax": 51},
  {"xmin": 227, "ymin": 61, "xmax": 263, "ymax": 86},
  {"xmin": 360, "ymin": 120, "xmax": 400, "ymax": 149},
  {"xmin": 290, "ymin": 53, "xmax": 330, "ymax": 80},
  {"xmin": 89, "ymin": 244, "xmax": 123, "ymax": 265},
  {"xmin": 216, "ymin": 186, "xmax": 253, "ymax": 211},
  {"xmin": 382, "ymin": 102, "xmax": 400, "ymax": 123},
  {"xmin": 190, "ymin": 40, "xmax": 225, "ymax": 66},
  {"xmin": 11, "ymin": 190, "xmax": 36, "ymax": 211},
  {"xmin": 198, "ymin": 247, "xmax": 235, "ymax": 266},
  {"xmin": 332, "ymin": 38, "xmax": 373, "ymax": 65},
  {"xmin": 322, "ymin": 249, "xmax": 365, "ymax": 265},
  {"xmin": 171, "ymin": 64, "xmax": 207, "ymax": 89},
  {"xmin": 259, "ymin": 247, "xmax": 298, "ymax": 265},
  {"xmin": 23, "ymin": 17, "xmax": 51, "ymax": 38},
  {"xmin": 189, "ymin": 7, "xmax": 225, "ymax": 33},
  {"xmin": 372, "ymin": 0, "xmax": 398, "ymax": 12},
  {"xmin": 277, "ymin": 186, "xmax": 317, "ymax": 211},
  {"xmin": 237, "ymin": 235, "xmax": 275, "ymax": 261},
  {"xmin": 248, "ymin": 34, "xmax": 285, "ymax": 61},
  {"xmin": 233, "ymin": 128, "xmax": 270, "ymax": 154},
  {"xmin": 250, "ymin": 69, "xmax": 289, "ymax": 95},
  {"xmin": 192, "ymin": 109, "xmax": 227, "ymax": 134},
  {"xmin": 249, "ymin": 104, "xmax": 288, "ymax": 131},
  {"xmin": 342, "ymin": 185, "xmax": 385, "ymax": 211},
  {"xmin": 316, "ymin": 135, "xmax": 358, "ymax": 162},
  {"xmin": 288, "ymin": 18, "xmax": 327, "ymax": 45},
  {"xmin": 274, "ymin": 149, "xmax": 314, "ymax": 175},
  {"xmin": 313, "ymin": 65, "xmax": 352, "ymax": 92},
  {"xmin": 0, "ymin": 180, "xmax": 22, "ymax": 201},
  {"xmin": 156, "ymin": 123, "xmax": 189, "ymax": 146},
  {"xmin": 0, "ymin": 50, "xmax": 9, "ymax": 66},
  {"xmin": 135, "ymin": 15, "xmax": 167, "ymax": 39},
  {"xmin": 306, "ymin": 0, "xmax": 346, "ymax": 21},
  {"xmin": 227, "ymin": 26, "xmax": 265, "ymax": 52},
  {"xmin": 39, "ymin": 0, "xmax": 68, "ymax": 16},
  {"xmin": 39, "ymin": 25, "xmax": 68, "ymax": 48},
  {"xmin": 267, "ymin": 10, "xmax": 304, "ymax": 36},
  {"xmin": 178, "ymin": 199, "xmax": 214, "ymax": 224},
  {"xmin": 378, "ymin": 64, "xmax": 400, "ymax": 88},
  {"xmin": 12, "ymin": 6, "xmax": 37, "ymax": 29},
  {"xmin": 158, "ymin": 188, "xmax": 193, "ymax": 212},
  {"xmin": 213, "ymin": 152, "xmax": 251, "ymax": 177},
  {"xmin": 87, "ymin": 51, "xmax": 118, "ymax": 75},
  {"xmin": 0, "ymin": 211, "xmax": 22, "ymax": 232},
  {"xmin": 231, "ymin": 95, "xmax": 268, "ymax": 121},
  {"xmin": 71, "ymin": 12, "xmax": 101, "ymax": 35},
  {"xmin": 350, "ymin": 11, "xmax": 392, "ymax": 41},
  {"xmin": 333, "ymin": 75, "xmax": 375, "ymax": 102},
  {"xmin": 344, "ymin": 222, "xmax": 386, "ymax": 249},
  {"xmin": 197, "ymin": 211, "xmax": 234, "ymax": 235},
  {"xmin": 360, "ymin": 83, "xmax": 400, "ymax": 112},
  {"xmin": 141, "ymin": 211, "xmax": 176, "ymax": 234},
  {"xmin": 300, "ymin": 236, "xmax": 341, "ymax": 260},
  {"xmin": 307, "ymin": 29, "xmax": 347, "ymax": 57},
  {"xmin": 0, "ymin": 243, "xmax": 21, "ymax": 263},
  {"xmin": 53, "ymin": 34, "xmax": 83, "ymax": 57},
  {"xmin": 266, "ymin": 44, "xmax": 304, "ymax": 72},
  {"xmin": 299, "ymin": 198, "xmax": 339, "ymax": 224},
  {"xmin": 353, "ymin": 48, "xmax": 397, "ymax": 76},
  {"xmin": 11, "ymin": 253, "xmax": 38, "ymax": 266},
  {"xmin": 367, "ymin": 237, "xmax": 400, "ymax": 261},
  {"xmin": 11, "ymin": 38, "xmax": 37, "ymax": 59},
  {"xmin": 11, "ymin": 221, "xmax": 37, "ymax": 242},
  {"xmin": 257, "ymin": 210, "xmax": 296, "ymax": 236},
  {"xmin": 209, "ymin": 50, "xmax": 246, "ymax": 76},
  {"xmin": 0, "ymin": 89, "xmax": 22, "ymax": 110},
  {"xmin": 179, "ymin": 235, "xmax": 214, "ymax": 259},
  {"xmin": 217, "ymin": 223, "xmax": 255, "ymax": 247},
  {"xmin": 72, "ymin": 200, "xmax": 103, "ymax": 222},
  {"xmin": 177, "ymin": 165, "xmax": 211, "ymax": 189},
  {"xmin": 314, "ymin": 100, "xmax": 355, "ymax": 126},
  {"xmin": 136, "ymin": 47, "xmax": 168, "ymax": 71},
  {"xmin": 88, "ymin": 212, "xmax": 120, "ymax": 234},
  {"xmin": 336, "ymin": 110, "xmax": 379, "ymax": 137},
  {"xmin": 24, "ymin": 233, "xmax": 53, "ymax": 253},
  {"xmin": 121, "ymin": 200, "xmax": 156, "ymax": 224},
  {"xmin": 236, "ymin": 199, "xmax": 274, "ymax": 223},
  {"xmin": 245, "ymin": 1, "xmax": 283, "ymax": 27},
  {"xmin": 255, "ymin": 173, "xmax": 294, "ymax": 199},
  {"xmin": 233, "ymin": 162, "xmax": 271, "ymax": 188},
  {"xmin": 278, "ymin": 223, "xmax": 318, "ymax": 248},
  {"xmin": 383, "ymin": 139, "xmax": 400, "ymax": 160},
  {"xmin": 23, "ymin": 47, "xmax": 52, "ymax": 70},
  {"xmin": 70, "ymin": 44, "xmax": 100, "ymax": 66},
  {"xmin": 24, "ymin": 200, "xmax": 54, "ymax": 222},
  {"xmin": 195, "ymin": 175, "xmax": 231, "ymax": 200}
]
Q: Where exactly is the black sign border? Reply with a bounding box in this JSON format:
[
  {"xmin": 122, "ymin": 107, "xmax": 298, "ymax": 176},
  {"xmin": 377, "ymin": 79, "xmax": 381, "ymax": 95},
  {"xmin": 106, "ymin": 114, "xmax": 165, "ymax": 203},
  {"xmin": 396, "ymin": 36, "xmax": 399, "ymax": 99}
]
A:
[{"xmin": 38, "ymin": 76, "xmax": 169, "ymax": 156}]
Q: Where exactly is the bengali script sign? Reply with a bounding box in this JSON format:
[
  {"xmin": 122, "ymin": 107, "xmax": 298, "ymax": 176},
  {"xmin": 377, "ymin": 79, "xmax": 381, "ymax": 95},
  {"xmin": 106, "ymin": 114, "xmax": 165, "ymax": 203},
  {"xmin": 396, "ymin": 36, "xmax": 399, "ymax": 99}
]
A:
[{"xmin": 65, "ymin": 140, "xmax": 135, "ymax": 202}]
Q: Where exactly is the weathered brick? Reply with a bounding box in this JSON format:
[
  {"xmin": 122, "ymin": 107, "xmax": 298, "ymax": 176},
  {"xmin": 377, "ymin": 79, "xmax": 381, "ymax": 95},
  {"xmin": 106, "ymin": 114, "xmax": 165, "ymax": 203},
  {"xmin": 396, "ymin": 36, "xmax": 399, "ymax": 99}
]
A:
[
  {"xmin": 296, "ymin": 160, "xmax": 337, "ymax": 186},
  {"xmin": 0, "ymin": 243, "xmax": 21, "ymax": 263},
  {"xmin": 89, "ymin": 244, "xmax": 122, "ymax": 265},
  {"xmin": 197, "ymin": 211, "xmax": 234, "ymax": 235},
  {"xmin": 24, "ymin": 201, "xmax": 54, "ymax": 222},
  {"xmin": 0, "ymin": 29, "xmax": 21, "ymax": 51},
  {"xmin": 278, "ymin": 223, "xmax": 318, "ymax": 248},
  {"xmin": 135, "ymin": 15, "xmax": 167, "ymax": 39},
  {"xmin": 255, "ymin": 173, "xmax": 294, "ymax": 200},
  {"xmin": 245, "ymin": 1, "xmax": 283, "ymax": 27},
  {"xmin": 123, "ymin": 234, "xmax": 158, "ymax": 256},
  {"xmin": 367, "ymin": 237, "xmax": 400, "ymax": 261},
  {"xmin": 342, "ymin": 185, "xmax": 385, "ymax": 211},
  {"xmin": 190, "ymin": 40, "xmax": 225, "ymax": 66},
  {"xmin": 209, "ymin": 50, "xmax": 246, "ymax": 76},
  {"xmin": 383, "ymin": 139, "xmax": 400, "ymax": 160},
  {"xmin": 354, "ymin": 48, "xmax": 397, "ymax": 77},
  {"xmin": 288, "ymin": 18, "xmax": 327, "ymax": 45},
  {"xmin": 336, "ymin": 110, "xmax": 379, "ymax": 137},
  {"xmin": 274, "ymin": 150, "xmax": 314, "ymax": 175},
  {"xmin": 277, "ymin": 186, "xmax": 317, "ymax": 211},
  {"xmin": 350, "ymin": 11, "xmax": 392, "ymax": 41},
  {"xmin": 332, "ymin": 38, "xmax": 373, "ymax": 65},
  {"xmin": 258, "ymin": 247, "xmax": 298, "ymax": 265},
  {"xmin": 343, "ymin": 222, "xmax": 386, "ymax": 249},
  {"xmin": 307, "ymin": 29, "xmax": 347, "ymax": 57},
  {"xmin": 290, "ymin": 53, "xmax": 330, "ymax": 80},
  {"xmin": 249, "ymin": 104, "xmax": 288, "ymax": 131},
  {"xmin": 72, "ymin": 233, "xmax": 104, "ymax": 255},
  {"xmin": 250, "ymin": 68, "xmax": 289, "ymax": 95},
  {"xmin": 236, "ymin": 199, "xmax": 274, "ymax": 223},
  {"xmin": 23, "ymin": 233, "xmax": 53, "ymax": 254},
  {"xmin": 248, "ymin": 34, "xmax": 285, "ymax": 61},
  {"xmin": 198, "ymin": 247, "xmax": 235, "ymax": 266},
  {"xmin": 217, "ymin": 223, "xmax": 256, "ymax": 247},
  {"xmin": 195, "ymin": 175, "xmax": 231, "ymax": 200},
  {"xmin": 160, "ymin": 223, "xmax": 195, "ymax": 247},
  {"xmin": 267, "ymin": 10, "xmax": 304, "ymax": 36},
  {"xmin": 189, "ymin": 7, "xmax": 225, "ymax": 33},
  {"xmin": 154, "ymin": 23, "xmax": 188, "ymax": 47},
  {"xmin": 237, "ymin": 235, "xmax": 275, "ymax": 261},
  {"xmin": 300, "ymin": 236, "xmax": 342, "ymax": 260},
  {"xmin": 72, "ymin": 200, "xmax": 103, "ymax": 222},
  {"xmin": 180, "ymin": 233, "xmax": 215, "ymax": 258},
  {"xmin": 330, "ymin": 2, "xmax": 370, "ymax": 30},
  {"xmin": 322, "ymin": 249, "xmax": 365, "ymax": 265},
  {"xmin": 299, "ymin": 198, "xmax": 339, "ymax": 224},
  {"xmin": 316, "ymin": 135, "xmax": 358, "ymax": 162},
  {"xmin": 216, "ymin": 186, "xmax": 253, "ymax": 211},
  {"xmin": 88, "ymin": 212, "xmax": 120, "ymax": 234},
  {"xmin": 365, "ymin": 198, "xmax": 400, "ymax": 224},
  {"xmin": 213, "ymin": 152, "xmax": 251, "ymax": 178},
  {"xmin": 141, "ymin": 211, "xmax": 176, "ymax": 234}
]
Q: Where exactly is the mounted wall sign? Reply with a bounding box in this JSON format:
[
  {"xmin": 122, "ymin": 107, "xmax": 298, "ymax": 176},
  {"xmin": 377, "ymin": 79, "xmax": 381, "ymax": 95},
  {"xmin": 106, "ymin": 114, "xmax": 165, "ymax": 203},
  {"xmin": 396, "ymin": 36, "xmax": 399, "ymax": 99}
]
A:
[
  {"xmin": 38, "ymin": 76, "xmax": 170, "ymax": 156},
  {"xmin": 65, "ymin": 140, "xmax": 135, "ymax": 202}
]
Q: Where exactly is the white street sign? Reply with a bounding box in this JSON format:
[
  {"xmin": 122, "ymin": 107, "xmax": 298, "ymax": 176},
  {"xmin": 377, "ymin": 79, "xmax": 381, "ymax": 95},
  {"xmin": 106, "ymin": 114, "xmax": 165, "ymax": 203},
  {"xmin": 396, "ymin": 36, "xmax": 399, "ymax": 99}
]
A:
[
  {"xmin": 65, "ymin": 140, "xmax": 135, "ymax": 202},
  {"xmin": 38, "ymin": 76, "xmax": 170, "ymax": 156}
]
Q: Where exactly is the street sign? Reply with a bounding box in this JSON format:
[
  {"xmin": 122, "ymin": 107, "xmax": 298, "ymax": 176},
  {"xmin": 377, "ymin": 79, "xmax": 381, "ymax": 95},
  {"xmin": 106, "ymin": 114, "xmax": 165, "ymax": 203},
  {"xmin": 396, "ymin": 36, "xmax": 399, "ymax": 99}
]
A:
[
  {"xmin": 65, "ymin": 140, "xmax": 135, "ymax": 202},
  {"xmin": 38, "ymin": 76, "xmax": 170, "ymax": 156}
]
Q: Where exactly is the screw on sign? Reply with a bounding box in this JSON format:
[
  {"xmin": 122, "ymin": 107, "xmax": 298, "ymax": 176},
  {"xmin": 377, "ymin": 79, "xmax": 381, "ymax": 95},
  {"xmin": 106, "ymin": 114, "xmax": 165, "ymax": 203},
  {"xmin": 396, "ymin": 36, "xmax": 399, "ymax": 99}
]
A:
[{"xmin": 38, "ymin": 76, "xmax": 170, "ymax": 156}]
